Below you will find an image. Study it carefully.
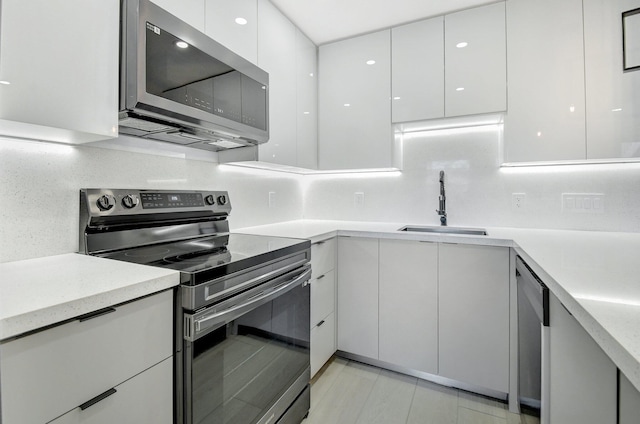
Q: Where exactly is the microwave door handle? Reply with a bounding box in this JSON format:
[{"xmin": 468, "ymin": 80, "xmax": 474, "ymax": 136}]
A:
[{"xmin": 192, "ymin": 266, "xmax": 311, "ymax": 338}]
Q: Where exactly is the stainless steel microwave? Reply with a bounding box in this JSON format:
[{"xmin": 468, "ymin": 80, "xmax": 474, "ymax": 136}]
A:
[{"xmin": 119, "ymin": 0, "xmax": 269, "ymax": 151}]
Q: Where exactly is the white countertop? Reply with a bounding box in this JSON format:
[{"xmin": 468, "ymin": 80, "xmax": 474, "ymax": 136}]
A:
[
  {"xmin": 0, "ymin": 253, "xmax": 179, "ymax": 341},
  {"xmin": 236, "ymin": 219, "xmax": 640, "ymax": 392},
  {"xmin": 2, "ymin": 220, "xmax": 639, "ymax": 392}
]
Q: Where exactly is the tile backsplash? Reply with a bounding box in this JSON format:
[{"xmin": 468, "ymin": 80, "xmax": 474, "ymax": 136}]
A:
[
  {"xmin": 0, "ymin": 137, "xmax": 302, "ymax": 263},
  {"xmin": 2, "ymin": 125, "xmax": 639, "ymax": 263}
]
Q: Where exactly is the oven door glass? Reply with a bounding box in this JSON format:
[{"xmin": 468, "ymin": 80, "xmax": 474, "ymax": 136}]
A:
[{"xmin": 185, "ymin": 278, "xmax": 310, "ymax": 424}]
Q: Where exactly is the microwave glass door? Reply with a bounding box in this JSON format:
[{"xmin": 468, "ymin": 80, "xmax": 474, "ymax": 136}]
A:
[{"xmin": 145, "ymin": 22, "xmax": 267, "ymax": 130}]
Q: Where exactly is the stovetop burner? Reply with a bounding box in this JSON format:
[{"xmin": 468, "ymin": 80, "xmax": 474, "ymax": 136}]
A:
[{"xmin": 97, "ymin": 233, "xmax": 309, "ymax": 286}]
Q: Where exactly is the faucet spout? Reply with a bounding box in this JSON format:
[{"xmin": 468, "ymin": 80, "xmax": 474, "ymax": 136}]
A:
[{"xmin": 436, "ymin": 170, "xmax": 447, "ymax": 226}]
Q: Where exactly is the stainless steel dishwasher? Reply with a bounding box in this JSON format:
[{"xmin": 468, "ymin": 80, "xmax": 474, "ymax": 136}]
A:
[{"xmin": 516, "ymin": 256, "xmax": 550, "ymax": 424}]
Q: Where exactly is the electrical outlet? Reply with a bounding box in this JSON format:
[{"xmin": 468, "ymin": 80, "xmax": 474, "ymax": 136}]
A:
[
  {"xmin": 562, "ymin": 193, "xmax": 605, "ymax": 214},
  {"xmin": 512, "ymin": 193, "xmax": 526, "ymax": 210},
  {"xmin": 268, "ymin": 191, "xmax": 276, "ymax": 208},
  {"xmin": 354, "ymin": 192, "xmax": 365, "ymax": 208}
]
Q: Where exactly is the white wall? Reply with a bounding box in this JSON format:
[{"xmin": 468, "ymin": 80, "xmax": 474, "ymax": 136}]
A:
[
  {"xmin": 303, "ymin": 125, "xmax": 640, "ymax": 233},
  {"xmin": 0, "ymin": 137, "xmax": 303, "ymax": 263}
]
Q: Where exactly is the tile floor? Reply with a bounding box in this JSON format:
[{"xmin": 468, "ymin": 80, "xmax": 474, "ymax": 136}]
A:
[{"xmin": 302, "ymin": 357, "xmax": 540, "ymax": 424}]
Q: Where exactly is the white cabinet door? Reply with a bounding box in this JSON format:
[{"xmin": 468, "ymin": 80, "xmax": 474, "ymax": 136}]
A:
[
  {"xmin": 318, "ymin": 30, "xmax": 392, "ymax": 170},
  {"xmin": 0, "ymin": 0, "xmax": 118, "ymax": 144},
  {"xmin": 583, "ymin": 0, "xmax": 640, "ymax": 159},
  {"xmin": 619, "ymin": 371, "xmax": 640, "ymax": 424},
  {"xmin": 438, "ymin": 243, "xmax": 509, "ymax": 393},
  {"xmin": 204, "ymin": 0, "xmax": 258, "ymax": 63},
  {"xmin": 504, "ymin": 0, "xmax": 586, "ymax": 163},
  {"xmin": 0, "ymin": 290, "xmax": 173, "ymax": 424},
  {"xmin": 295, "ymin": 29, "xmax": 319, "ymax": 169},
  {"xmin": 391, "ymin": 17, "xmax": 445, "ymax": 123},
  {"xmin": 50, "ymin": 357, "xmax": 173, "ymax": 424},
  {"xmin": 257, "ymin": 0, "xmax": 297, "ymax": 166},
  {"xmin": 337, "ymin": 237, "xmax": 379, "ymax": 359},
  {"xmin": 444, "ymin": 3, "xmax": 506, "ymax": 118},
  {"xmin": 548, "ymin": 293, "xmax": 616, "ymax": 423},
  {"xmin": 379, "ymin": 239, "xmax": 438, "ymax": 374},
  {"xmin": 311, "ymin": 312, "xmax": 336, "ymax": 377},
  {"xmin": 150, "ymin": 0, "xmax": 205, "ymax": 32},
  {"xmin": 311, "ymin": 269, "xmax": 336, "ymax": 329}
]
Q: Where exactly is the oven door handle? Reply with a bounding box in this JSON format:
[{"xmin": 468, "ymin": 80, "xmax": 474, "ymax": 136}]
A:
[{"xmin": 188, "ymin": 265, "xmax": 311, "ymax": 341}]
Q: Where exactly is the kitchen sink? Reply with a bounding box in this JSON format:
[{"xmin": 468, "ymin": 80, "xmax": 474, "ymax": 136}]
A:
[{"xmin": 398, "ymin": 225, "xmax": 488, "ymax": 236}]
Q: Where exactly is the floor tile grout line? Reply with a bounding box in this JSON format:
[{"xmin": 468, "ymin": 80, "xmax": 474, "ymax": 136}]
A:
[{"xmin": 403, "ymin": 379, "xmax": 419, "ymax": 424}]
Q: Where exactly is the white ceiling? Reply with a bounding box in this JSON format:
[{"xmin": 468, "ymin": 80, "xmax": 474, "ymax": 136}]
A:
[{"xmin": 270, "ymin": 0, "xmax": 496, "ymax": 45}]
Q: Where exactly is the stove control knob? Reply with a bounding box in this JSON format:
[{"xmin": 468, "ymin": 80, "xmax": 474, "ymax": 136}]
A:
[
  {"xmin": 122, "ymin": 194, "xmax": 139, "ymax": 209},
  {"xmin": 205, "ymin": 195, "xmax": 216, "ymax": 205},
  {"xmin": 96, "ymin": 194, "xmax": 116, "ymax": 211},
  {"xmin": 217, "ymin": 195, "xmax": 227, "ymax": 205}
]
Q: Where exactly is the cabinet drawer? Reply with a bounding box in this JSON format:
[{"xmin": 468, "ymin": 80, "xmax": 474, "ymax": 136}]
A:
[
  {"xmin": 0, "ymin": 290, "xmax": 173, "ymax": 424},
  {"xmin": 50, "ymin": 356, "xmax": 173, "ymax": 424},
  {"xmin": 311, "ymin": 269, "xmax": 335, "ymax": 328},
  {"xmin": 311, "ymin": 238, "xmax": 336, "ymax": 278},
  {"xmin": 311, "ymin": 312, "xmax": 336, "ymax": 377}
]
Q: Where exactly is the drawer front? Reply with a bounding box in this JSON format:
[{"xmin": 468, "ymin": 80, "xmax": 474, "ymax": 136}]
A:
[
  {"xmin": 311, "ymin": 238, "xmax": 336, "ymax": 279},
  {"xmin": 0, "ymin": 290, "xmax": 173, "ymax": 424},
  {"xmin": 310, "ymin": 269, "xmax": 335, "ymax": 328},
  {"xmin": 50, "ymin": 357, "xmax": 173, "ymax": 424},
  {"xmin": 311, "ymin": 312, "xmax": 336, "ymax": 377}
]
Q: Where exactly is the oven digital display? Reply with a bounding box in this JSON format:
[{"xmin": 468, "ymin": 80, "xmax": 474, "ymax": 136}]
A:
[{"xmin": 141, "ymin": 192, "xmax": 204, "ymax": 209}]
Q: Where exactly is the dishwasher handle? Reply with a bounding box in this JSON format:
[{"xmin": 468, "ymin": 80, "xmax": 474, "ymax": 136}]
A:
[{"xmin": 516, "ymin": 256, "xmax": 549, "ymax": 326}]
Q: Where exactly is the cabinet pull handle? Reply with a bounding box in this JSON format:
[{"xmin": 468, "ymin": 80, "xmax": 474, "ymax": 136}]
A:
[
  {"xmin": 316, "ymin": 274, "xmax": 326, "ymax": 280},
  {"xmin": 78, "ymin": 307, "xmax": 117, "ymax": 322},
  {"xmin": 317, "ymin": 320, "xmax": 325, "ymax": 327},
  {"xmin": 79, "ymin": 388, "xmax": 117, "ymax": 411},
  {"xmin": 315, "ymin": 240, "xmax": 326, "ymax": 246}
]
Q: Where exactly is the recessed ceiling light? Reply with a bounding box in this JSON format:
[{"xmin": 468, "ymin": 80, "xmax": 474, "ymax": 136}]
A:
[
  {"xmin": 456, "ymin": 42, "xmax": 468, "ymax": 48},
  {"xmin": 0, "ymin": 80, "xmax": 10, "ymax": 85},
  {"xmin": 612, "ymin": 108, "xmax": 623, "ymax": 112},
  {"xmin": 175, "ymin": 41, "xmax": 189, "ymax": 49},
  {"xmin": 393, "ymin": 97, "xmax": 401, "ymax": 100},
  {"xmin": 344, "ymin": 103, "xmax": 351, "ymax": 107},
  {"xmin": 366, "ymin": 60, "xmax": 376, "ymax": 65},
  {"xmin": 456, "ymin": 87, "xmax": 465, "ymax": 91},
  {"xmin": 235, "ymin": 17, "xmax": 248, "ymax": 25}
]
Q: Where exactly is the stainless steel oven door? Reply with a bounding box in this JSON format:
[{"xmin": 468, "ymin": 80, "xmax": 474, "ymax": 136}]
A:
[{"xmin": 182, "ymin": 265, "xmax": 311, "ymax": 424}]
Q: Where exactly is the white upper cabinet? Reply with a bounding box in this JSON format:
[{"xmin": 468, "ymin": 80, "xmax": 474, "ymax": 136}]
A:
[
  {"xmin": 151, "ymin": 0, "xmax": 205, "ymax": 32},
  {"xmin": 257, "ymin": 0, "xmax": 298, "ymax": 166},
  {"xmin": 504, "ymin": 0, "xmax": 586, "ymax": 163},
  {"xmin": 444, "ymin": 2, "xmax": 506, "ymax": 117},
  {"xmin": 391, "ymin": 17, "xmax": 445, "ymax": 123},
  {"xmin": 583, "ymin": 0, "xmax": 640, "ymax": 160},
  {"xmin": 0, "ymin": 0, "xmax": 118, "ymax": 144},
  {"xmin": 204, "ymin": 0, "xmax": 258, "ymax": 63},
  {"xmin": 318, "ymin": 30, "xmax": 392, "ymax": 170},
  {"xmin": 295, "ymin": 30, "xmax": 319, "ymax": 169}
]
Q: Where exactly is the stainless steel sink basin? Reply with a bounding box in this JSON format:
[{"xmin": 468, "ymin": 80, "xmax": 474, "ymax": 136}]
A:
[{"xmin": 398, "ymin": 225, "xmax": 488, "ymax": 236}]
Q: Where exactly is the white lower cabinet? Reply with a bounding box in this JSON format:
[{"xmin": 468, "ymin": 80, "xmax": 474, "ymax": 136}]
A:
[
  {"xmin": 50, "ymin": 357, "xmax": 173, "ymax": 424},
  {"xmin": 337, "ymin": 237, "xmax": 379, "ymax": 359},
  {"xmin": 311, "ymin": 312, "xmax": 336, "ymax": 377},
  {"xmin": 379, "ymin": 239, "xmax": 438, "ymax": 374},
  {"xmin": 336, "ymin": 237, "xmax": 509, "ymax": 396},
  {"xmin": 0, "ymin": 290, "xmax": 174, "ymax": 424},
  {"xmin": 438, "ymin": 243, "xmax": 510, "ymax": 393},
  {"xmin": 549, "ymin": 293, "xmax": 617, "ymax": 423},
  {"xmin": 310, "ymin": 238, "xmax": 337, "ymax": 377}
]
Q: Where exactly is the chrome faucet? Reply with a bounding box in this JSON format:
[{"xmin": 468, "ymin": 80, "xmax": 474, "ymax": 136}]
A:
[{"xmin": 436, "ymin": 170, "xmax": 447, "ymax": 226}]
